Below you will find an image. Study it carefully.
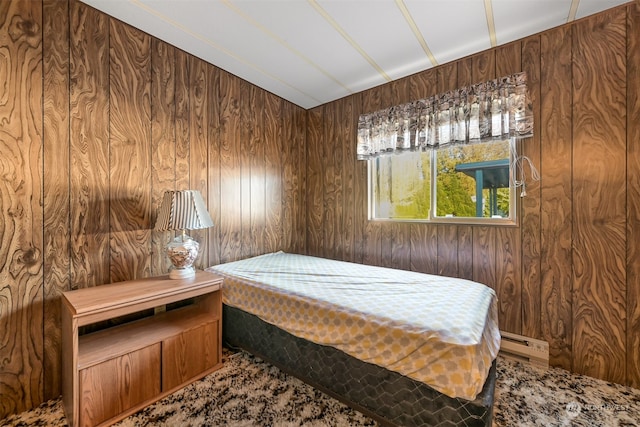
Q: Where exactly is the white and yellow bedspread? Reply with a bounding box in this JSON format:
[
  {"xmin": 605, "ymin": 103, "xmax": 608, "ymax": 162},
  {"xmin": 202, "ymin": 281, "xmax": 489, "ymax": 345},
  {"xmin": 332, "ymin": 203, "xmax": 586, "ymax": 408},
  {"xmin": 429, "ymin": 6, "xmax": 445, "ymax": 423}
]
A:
[{"xmin": 207, "ymin": 252, "xmax": 500, "ymax": 401}]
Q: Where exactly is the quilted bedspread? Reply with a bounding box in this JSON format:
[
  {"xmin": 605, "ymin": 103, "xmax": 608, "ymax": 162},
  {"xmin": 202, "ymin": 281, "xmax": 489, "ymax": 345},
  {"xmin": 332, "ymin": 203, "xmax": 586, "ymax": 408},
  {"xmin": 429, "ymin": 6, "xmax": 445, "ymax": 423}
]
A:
[{"xmin": 207, "ymin": 252, "xmax": 500, "ymax": 401}]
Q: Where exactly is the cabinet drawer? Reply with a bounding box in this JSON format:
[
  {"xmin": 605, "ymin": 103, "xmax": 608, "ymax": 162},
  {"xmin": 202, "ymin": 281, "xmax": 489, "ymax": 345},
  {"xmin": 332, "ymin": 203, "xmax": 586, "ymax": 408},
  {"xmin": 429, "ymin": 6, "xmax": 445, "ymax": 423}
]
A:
[
  {"xmin": 162, "ymin": 320, "xmax": 219, "ymax": 391},
  {"xmin": 79, "ymin": 343, "xmax": 161, "ymax": 427}
]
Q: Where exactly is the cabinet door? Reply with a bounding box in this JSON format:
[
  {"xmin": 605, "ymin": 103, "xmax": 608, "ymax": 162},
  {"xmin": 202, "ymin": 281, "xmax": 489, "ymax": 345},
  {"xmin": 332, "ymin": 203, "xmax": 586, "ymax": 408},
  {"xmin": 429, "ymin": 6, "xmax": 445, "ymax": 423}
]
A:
[
  {"xmin": 162, "ymin": 320, "xmax": 219, "ymax": 391},
  {"xmin": 79, "ymin": 343, "xmax": 161, "ymax": 427}
]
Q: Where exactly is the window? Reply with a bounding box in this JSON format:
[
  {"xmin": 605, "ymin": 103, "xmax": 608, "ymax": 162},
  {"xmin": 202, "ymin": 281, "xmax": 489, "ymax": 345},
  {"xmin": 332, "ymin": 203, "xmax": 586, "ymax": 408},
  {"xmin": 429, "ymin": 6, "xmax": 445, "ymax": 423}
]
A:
[{"xmin": 369, "ymin": 139, "xmax": 516, "ymax": 224}]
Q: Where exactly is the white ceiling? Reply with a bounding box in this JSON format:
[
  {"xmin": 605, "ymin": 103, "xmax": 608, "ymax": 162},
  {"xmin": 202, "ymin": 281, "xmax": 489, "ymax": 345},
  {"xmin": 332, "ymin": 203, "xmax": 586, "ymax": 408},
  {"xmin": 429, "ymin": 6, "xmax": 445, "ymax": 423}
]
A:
[{"xmin": 80, "ymin": 0, "xmax": 630, "ymax": 109}]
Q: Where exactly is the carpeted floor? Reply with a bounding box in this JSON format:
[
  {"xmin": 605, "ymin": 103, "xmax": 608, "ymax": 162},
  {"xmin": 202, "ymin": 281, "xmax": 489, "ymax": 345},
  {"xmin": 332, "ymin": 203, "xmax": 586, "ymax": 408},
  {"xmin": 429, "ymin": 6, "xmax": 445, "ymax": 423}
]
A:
[{"xmin": 1, "ymin": 348, "xmax": 638, "ymax": 427}]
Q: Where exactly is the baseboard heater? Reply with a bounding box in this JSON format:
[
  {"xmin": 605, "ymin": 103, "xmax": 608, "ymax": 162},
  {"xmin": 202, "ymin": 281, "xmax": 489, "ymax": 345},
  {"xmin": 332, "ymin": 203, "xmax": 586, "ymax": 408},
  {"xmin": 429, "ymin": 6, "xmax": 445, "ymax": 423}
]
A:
[{"xmin": 499, "ymin": 331, "xmax": 549, "ymax": 369}]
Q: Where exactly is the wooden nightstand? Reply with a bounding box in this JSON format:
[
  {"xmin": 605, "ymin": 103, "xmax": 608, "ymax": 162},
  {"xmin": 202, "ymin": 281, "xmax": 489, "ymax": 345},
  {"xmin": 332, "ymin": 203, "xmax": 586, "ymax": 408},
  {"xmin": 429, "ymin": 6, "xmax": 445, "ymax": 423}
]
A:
[{"xmin": 61, "ymin": 271, "xmax": 223, "ymax": 427}]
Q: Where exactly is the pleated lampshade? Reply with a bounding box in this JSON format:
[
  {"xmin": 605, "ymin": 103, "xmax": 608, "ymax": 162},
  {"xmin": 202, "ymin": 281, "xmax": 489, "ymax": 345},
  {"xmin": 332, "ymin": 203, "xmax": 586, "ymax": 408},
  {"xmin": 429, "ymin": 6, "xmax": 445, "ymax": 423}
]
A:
[{"xmin": 155, "ymin": 190, "xmax": 214, "ymax": 232}]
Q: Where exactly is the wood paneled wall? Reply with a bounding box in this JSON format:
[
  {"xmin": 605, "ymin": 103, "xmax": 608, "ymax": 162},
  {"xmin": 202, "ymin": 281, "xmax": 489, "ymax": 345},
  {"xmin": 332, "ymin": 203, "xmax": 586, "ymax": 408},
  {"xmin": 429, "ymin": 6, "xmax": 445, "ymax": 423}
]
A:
[
  {"xmin": 307, "ymin": 3, "xmax": 640, "ymax": 389},
  {"xmin": 0, "ymin": 0, "xmax": 44, "ymax": 418},
  {"xmin": 0, "ymin": 0, "xmax": 306, "ymax": 419}
]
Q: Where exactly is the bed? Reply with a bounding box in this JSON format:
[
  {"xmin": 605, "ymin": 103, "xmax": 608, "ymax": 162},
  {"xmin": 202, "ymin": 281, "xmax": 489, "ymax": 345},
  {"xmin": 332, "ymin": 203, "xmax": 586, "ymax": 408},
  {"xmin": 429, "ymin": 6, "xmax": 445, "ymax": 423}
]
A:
[{"xmin": 207, "ymin": 252, "xmax": 500, "ymax": 426}]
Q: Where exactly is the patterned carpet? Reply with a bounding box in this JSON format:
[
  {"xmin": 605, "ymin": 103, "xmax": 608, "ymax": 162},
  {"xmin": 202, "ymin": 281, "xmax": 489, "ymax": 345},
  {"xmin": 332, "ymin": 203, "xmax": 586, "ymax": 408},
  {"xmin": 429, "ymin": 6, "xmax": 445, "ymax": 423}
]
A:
[{"xmin": 1, "ymin": 349, "xmax": 638, "ymax": 427}]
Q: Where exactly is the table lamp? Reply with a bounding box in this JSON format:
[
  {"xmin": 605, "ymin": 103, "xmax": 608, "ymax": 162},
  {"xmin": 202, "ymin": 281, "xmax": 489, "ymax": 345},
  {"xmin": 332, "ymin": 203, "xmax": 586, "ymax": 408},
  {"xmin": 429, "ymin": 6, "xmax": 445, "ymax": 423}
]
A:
[{"xmin": 154, "ymin": 190, "xmax": 214, "ymax": 279}]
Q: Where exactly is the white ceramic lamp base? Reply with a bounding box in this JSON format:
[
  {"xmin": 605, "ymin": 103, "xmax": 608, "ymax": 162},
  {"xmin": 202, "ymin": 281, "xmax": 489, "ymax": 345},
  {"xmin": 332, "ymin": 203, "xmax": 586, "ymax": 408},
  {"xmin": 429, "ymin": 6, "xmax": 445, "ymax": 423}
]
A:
[{"xmin": 166, "ymin": 234, "xmax": 199, "ymax": 280}]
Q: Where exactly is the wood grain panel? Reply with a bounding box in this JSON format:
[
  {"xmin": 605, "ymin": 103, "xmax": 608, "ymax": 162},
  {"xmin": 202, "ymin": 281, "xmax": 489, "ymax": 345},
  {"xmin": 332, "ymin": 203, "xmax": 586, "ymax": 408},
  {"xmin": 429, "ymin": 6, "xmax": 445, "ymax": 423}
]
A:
[
  {"xmin": 496, "ymin": 42, "xmax": 521, "ymax": 76},
  {"xmin": 521, "ymin": 35, "xmax": 544, "ymax": 343},
  {"xmin": 69, "ymin": 0, "xmax": 110, "ymax": 288},
  {"xmin": 471, "ymin": 49, "xmax": 496, "ymax": 85},
  {"xmin": 218, "ymin": 71, "xmax": 242, "ymax": 263},
  {"xmin": 174, "ymin": 50, "xmax": 190, "ymax": 192},
  {"xmin": 437, "ymin": 226, "xmax": 458, "ymax": 277},
  {"xmin": 539, "ymin": 27, "xmax": 572, "ymax": 369},
  {"xmin": 43, "ymin": 0, "xmax": 69, "ymax": 401},
  {"xmin": 295, "ymin": 105, "xmax": 308, "ymax": 253},
  {"xmin": 410, "ymin": 226, "xmax": 437, "ymax": 275},
  {"xmin": 283, "ymin": 101, "xmax": 306, "ymax": 254},
  {"xmin": 206, "ymin": 64, "xmax": 221, "ymax": 267},
  {"xmin": 456, "ymin": 226, "xmax": 473, "ymax": 280},
  {"xmin": 282, "ymin": 100, "xmax": 294, "ymax": 253},
  {"xmin": 264, "ymin": 92, "xmax": 283, "ymax": 255},
  {"xmin": 323, "ymin": 103, "xmax": 337, "ymax": 259},
  {"xmin": 380, "ymin": 221, "xmax": 393, "ymax": 268},
  {"xmin": 627, "ymin": 0, "xmax": 640, "ymax": 390},
  {"xmin": 381, "ymin": 235, "xmax": 397, "ymax": 268},
  {"xmin": 188, "ymin": 56, "xmax": 209, "ymax": 268},
  {"xmin": 495, "ymin": 41, "xmax": 523, "ymax": 335},
  {"xmin": 572, "ymin": 8, "xmax": 627, "ymax": 383},
  {"xmin": 108, "ymin": 19, "xmax": 151, "ymax": 283},
  {"xmin": 333, "ymin": 98, "xmax": 347, "ymax": 260},
  {"xmin": 294, "ymin": 107, "xmax": 309, "ymax": 253},
  {"xmin": 150, "ymin": 39, "xmax": 176, "ymax": 277},
  {"xmin": 472, "ymin": 226, "xmax": 496, "ymax": 292},
  {"xmin": 248, "ymin": 85, "xmax": 265, "ymax": 258},
  {"xmin": 0, "ymin": 0, "xmax": 43, "ymax": 418},
  {"xmin": 306, "ymin": 106, "xmax": 324, "ymax": 257},
  {"xmin": 340, "ymin": 96, "xmax": 356, "ymax": 262},
  {"xmin": 495, "ymin": 227, "xmax": 521, "ymax": 333},
  {"xmin": 456, "ymin": 56, "xmax": 472, "ymax": 86},
  {"xmin": 240, "ymin": 81, "xmax": 253, "ymax": 259}
]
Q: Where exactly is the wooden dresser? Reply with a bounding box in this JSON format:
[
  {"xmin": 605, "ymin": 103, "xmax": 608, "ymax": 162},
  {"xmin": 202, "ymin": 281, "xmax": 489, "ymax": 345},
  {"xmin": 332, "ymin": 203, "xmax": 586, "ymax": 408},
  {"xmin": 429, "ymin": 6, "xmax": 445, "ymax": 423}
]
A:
[{"xmin": 61, "ymin": 271, "xmax": 223, "ymax": 427}]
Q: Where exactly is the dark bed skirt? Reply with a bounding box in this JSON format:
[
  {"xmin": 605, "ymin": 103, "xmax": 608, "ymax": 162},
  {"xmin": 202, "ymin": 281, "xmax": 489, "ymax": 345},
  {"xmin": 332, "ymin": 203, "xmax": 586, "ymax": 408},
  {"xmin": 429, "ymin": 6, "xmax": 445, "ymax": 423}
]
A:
[{"xmin": 223, "ymin": 304, "xmax": 496, "ymax": 427}]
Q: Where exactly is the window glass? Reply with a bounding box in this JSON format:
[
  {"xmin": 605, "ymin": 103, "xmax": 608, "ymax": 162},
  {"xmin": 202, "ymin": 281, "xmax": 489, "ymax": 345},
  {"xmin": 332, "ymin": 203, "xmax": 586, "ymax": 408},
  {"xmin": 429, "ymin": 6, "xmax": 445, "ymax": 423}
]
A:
[
  {"xmin": 434, "ymin": 140, "xmax": 511, "ymax": 219},
  {"xmin": 369, "ymin": 140, "xmax": 515, "ymax": 223},
  {"xmin": 370, "ymin": 150, "xmax": 431, "ymax": 220}
]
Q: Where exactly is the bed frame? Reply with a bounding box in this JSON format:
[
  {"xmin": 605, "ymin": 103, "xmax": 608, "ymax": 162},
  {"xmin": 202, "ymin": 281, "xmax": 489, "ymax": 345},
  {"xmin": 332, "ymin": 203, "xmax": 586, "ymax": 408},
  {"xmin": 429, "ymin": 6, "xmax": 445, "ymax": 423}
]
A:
[{"xmin": 223, "ymin": 304, "xmax": 496, "ymax": 427}]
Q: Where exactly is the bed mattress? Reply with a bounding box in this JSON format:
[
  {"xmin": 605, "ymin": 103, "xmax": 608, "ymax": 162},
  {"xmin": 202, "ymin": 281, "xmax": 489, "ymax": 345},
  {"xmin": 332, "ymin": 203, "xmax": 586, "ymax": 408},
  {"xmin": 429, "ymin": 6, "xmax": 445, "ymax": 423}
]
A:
[{"xmin": 207, "ymin": 251, "xmax": 500, "ymax": 401}]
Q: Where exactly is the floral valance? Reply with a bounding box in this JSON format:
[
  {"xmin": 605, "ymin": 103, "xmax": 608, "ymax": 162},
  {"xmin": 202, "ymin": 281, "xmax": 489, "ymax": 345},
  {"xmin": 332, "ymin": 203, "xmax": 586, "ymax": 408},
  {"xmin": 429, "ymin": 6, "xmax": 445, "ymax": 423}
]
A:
[{"xmin": 357, "ymin": 72, "xmax": 533, "ymax": 160}]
